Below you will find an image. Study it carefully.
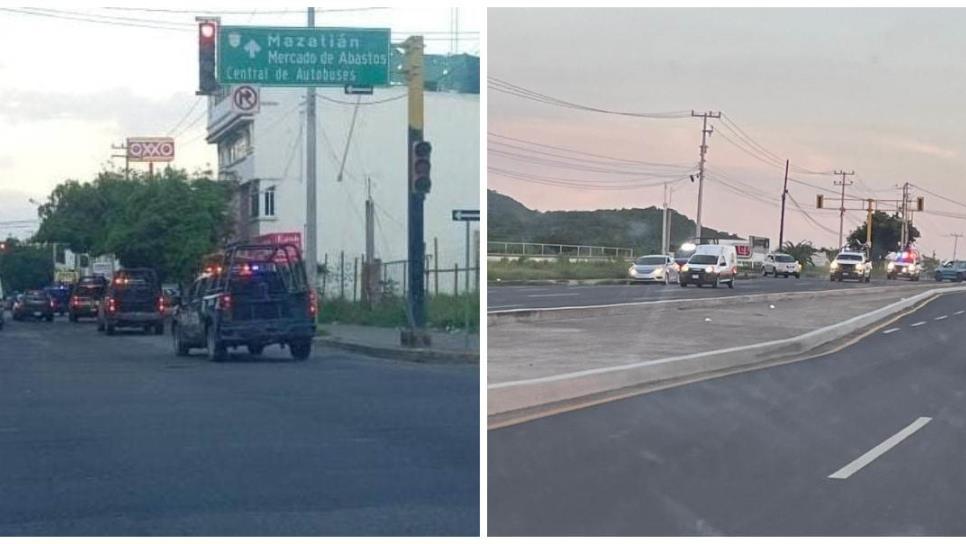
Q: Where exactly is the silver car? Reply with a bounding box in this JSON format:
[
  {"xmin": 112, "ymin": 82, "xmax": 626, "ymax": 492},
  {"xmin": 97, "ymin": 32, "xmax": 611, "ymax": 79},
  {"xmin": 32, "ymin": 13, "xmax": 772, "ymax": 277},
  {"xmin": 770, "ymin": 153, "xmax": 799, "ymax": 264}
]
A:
[{"xmin": 628, "ymin": 255, "xmax": 678, "ymax": 285}]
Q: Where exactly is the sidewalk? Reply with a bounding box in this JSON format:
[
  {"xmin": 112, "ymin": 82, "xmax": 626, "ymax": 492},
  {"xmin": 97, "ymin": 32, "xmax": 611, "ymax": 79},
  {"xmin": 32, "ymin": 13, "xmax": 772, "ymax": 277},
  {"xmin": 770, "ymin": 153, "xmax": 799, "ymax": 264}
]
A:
[{"xmin": 316, "ymin": 323, "xmax": 479, "ymax": 364}]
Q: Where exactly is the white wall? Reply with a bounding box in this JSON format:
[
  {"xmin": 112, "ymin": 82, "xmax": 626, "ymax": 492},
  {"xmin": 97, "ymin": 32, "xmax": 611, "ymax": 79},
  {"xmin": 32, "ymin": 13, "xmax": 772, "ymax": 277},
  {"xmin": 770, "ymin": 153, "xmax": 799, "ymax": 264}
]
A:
[{"xmin": 247, "ymin": 86, "xmax": 479, "ymax": 294}]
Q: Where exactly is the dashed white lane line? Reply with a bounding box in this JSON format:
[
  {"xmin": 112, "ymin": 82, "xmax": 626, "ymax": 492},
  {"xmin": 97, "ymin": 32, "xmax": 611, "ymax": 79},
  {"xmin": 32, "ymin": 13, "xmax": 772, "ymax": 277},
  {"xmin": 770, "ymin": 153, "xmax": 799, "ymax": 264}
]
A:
[
  {"xmin": 829, "ymin": 417, "xmax": 932, "ymax": 480},
  {"xmin": 955, "ymin": 310, "xmax": 965, "ymax": 316},
  {"xmin": 935, "ymin": 315, "xmax": 948, "ymax": 321},
  {"xmin": 910, "ymin": 321, "xmax": 927, "ymax": 327},
  {"xmin": 882, "ymin": 327, "xmax": 901, "ymax": 335}
]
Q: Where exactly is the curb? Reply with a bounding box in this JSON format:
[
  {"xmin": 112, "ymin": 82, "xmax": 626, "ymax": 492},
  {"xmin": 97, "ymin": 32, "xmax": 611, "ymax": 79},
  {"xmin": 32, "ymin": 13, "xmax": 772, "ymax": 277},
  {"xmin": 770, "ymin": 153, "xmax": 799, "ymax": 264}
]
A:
[
  {"xmin": 314, "ymin": 336, "xmax": 478, "ymax": 365},
  {"xmin": 487, "ymin": 285, "xmax": 966, "ymax": 421},
  {"xmin": 488, "ymin": 284, "xmax": 933, "ymax": 326}
]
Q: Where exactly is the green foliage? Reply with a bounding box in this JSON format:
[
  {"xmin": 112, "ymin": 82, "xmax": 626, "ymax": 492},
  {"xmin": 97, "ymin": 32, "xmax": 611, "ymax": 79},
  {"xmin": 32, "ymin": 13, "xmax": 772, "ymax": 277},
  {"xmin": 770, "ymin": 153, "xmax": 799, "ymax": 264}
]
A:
[
  {"xmin": 32, "ymin": 167, "xmax": 232, "ymax": 283},
  {"xmin": 488, "ymin": 190, "xmax": 738, "ymax": 255},
  {"xmin": 0, "ymin": 239, "xmax": 53, "ymax": 292},
  {"xmin": 781, "ymin": 240, "xmax": 817, "ymax": 267},
  {"xmin": 846, "ymin": 211, "xmax": 919, "ymax": 262},
  {"xmin": 317, "ymin": 293, "xmax": 479, "ymax": 332},
  {"xmin": 488, "ymin": 258, "xmax": 630, "ymax": 281}
]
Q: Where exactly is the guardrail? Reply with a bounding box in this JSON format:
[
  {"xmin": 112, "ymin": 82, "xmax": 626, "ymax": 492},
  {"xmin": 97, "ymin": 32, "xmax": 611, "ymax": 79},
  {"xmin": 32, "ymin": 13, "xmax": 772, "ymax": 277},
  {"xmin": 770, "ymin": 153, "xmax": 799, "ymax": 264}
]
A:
[{"xmin": 488, "ymin": 241, "xmax": 634, "ymax": 260}]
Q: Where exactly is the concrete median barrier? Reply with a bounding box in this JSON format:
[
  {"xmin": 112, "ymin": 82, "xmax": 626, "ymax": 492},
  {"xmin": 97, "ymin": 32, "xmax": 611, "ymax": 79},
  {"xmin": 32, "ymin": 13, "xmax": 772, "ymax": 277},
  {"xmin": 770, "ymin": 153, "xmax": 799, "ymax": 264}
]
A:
[{"xmin": 488, "ymin": 285, "xmax": 966, "ymax": 423}]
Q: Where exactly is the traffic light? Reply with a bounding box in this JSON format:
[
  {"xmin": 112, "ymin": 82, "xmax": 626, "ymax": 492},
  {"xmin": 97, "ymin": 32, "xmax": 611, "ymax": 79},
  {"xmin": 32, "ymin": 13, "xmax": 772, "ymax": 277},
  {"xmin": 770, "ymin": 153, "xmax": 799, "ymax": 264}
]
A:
[
  {"xmin": 198, "ymin": 20, "xmax": 219, "ymax": 95},
  {"xmin": 916, "ymin": 196, "xmax": 925, "ymax": 212},
  {"xmin": 816, "ymin": 194, "xmax": 824, "ymax": 209},
  {"xmin": 411, "ymin": 140, "xmax": 432, "ymax": 194}
]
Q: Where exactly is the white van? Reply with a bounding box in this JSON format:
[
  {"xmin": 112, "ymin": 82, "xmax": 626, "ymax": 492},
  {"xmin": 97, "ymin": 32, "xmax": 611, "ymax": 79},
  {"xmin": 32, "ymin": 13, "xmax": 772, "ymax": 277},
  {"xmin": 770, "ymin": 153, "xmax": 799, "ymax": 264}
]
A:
[{"xmin": 679, "ymin": 244, "xmax": 738, "ymax": 288}]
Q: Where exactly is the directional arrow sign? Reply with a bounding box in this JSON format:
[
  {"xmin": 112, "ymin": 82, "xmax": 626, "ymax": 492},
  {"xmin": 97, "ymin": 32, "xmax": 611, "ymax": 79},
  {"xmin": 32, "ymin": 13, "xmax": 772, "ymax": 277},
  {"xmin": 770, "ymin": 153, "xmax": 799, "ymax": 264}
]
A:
[
  {"xmin": 452, "ymin": 209, "xmax": 480, "ymax": 222},
  {"xmin": 344, "ymin": 84, "xmax": 374, "ymax": 95},
  {"xmin": 217, "ymin": 26, "xmax": 391, "ymax": 87}
]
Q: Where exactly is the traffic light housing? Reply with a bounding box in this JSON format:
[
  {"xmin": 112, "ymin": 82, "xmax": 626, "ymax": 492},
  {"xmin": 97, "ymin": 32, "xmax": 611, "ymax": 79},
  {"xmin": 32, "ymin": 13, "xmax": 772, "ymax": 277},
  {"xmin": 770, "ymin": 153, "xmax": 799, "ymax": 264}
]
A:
[
  {"xmin": 411, "ymin": 140, "xmax": 432, "ymax": 194},
  {"xmin": 816, "ymin": 194, "xmax": 824, "ymax": 209},
  {"xmin": 916, "ymin": 196, "xmax": 925, "ymax": 212},
  {"xmin": 198, "ymin": 21, "xmax": 219, "ymax": 95}
]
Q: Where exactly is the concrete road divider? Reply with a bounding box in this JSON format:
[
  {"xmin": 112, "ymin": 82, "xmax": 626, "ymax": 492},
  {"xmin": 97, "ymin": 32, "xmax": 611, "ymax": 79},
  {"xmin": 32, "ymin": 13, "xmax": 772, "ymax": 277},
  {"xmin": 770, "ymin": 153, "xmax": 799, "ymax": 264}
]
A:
[{"xmin": 488, "ymin": 285, "xmax": 966, "ymax": 423}]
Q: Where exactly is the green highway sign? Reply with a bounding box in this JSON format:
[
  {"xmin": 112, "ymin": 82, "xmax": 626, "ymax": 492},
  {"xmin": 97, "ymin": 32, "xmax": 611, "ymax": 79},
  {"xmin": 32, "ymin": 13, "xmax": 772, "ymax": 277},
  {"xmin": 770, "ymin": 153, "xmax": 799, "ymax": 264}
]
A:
[{"xmin": 217, "ymin": 26, "xmax": 391, "ymax": 87}]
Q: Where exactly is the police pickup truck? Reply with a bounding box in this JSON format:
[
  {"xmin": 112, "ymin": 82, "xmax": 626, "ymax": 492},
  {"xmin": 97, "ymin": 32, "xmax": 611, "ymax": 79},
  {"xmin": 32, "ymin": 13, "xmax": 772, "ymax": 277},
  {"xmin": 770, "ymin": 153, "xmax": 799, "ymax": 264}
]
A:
[
  {"xmin": 171, "ymin": 243, "xmax": 317, "ymax": 362},
  {"xmin": 829, "ymin": 250, "xmax": 872, "ymax": 282}
]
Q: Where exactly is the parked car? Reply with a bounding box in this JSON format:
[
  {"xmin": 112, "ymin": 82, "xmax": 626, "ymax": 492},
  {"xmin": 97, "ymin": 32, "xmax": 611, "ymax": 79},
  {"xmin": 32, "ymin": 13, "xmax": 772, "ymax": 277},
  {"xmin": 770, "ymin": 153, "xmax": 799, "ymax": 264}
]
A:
[
  {"xmin": 12, "ymin": 290, "xmax": 54, "ymax": 322},
  {"xmin": 934, "ymin": 260, "xmax": 966, "ymax": 282},
  {"xmin": 830, "ymin": 250, "xmax": 872, "ymax": 282},
  {"xmin": 628, "ymin": 254, "xmax": 678, "ymax": 285},
  {"xmin": 97, "ymin": 268, "xmax": 164, "ymax": 335},
  {"xmin": 172, "ymin": 243, "xmax": 317, "ymax": 361},
  {"xmin": 69, "ymin": 276, "xmax": 108, "ymax": 322},
  {"xmin": 762, "ymin": 253, "xmax": 802, "ymax": 278},
  {"xmin": 679, "ymin": 244, "xmax": 737, "ymax": 288}
]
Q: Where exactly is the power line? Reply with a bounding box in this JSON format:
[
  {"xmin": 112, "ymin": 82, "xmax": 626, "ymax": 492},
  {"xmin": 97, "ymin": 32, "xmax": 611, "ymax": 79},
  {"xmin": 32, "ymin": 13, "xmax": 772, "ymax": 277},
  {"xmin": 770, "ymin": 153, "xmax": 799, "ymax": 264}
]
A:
[
  {"xmin": 489, "ymin": 77, "xmax": 692, "ymax": 119},
  {"xmin": 488, "ymin": 132, "xmax": 695, "ymax": 169},
  {"xmin": 315, "ymin": 91, "xmax": 408, "ymax": 106},
  {"xmin": 489, "ymin": 148, "xmax": 695, "ymax": 178},
  {"xmin": 912, "ymin": 183, "xmax": 966, "ymax": 210},
  {"xmin": 0, "ymin": 7, "xmax": 192, "ymax": 32},
  {"xmin": 103, "ymin": 6, "xmax": 390, "ymax": 15},
  {"xmin": 166, "ymin": 97, "xmax": 204, "ymax": 137},
  {"xmin": 489, "ymin": 167, "xmax": 689, "ymax": 191}
]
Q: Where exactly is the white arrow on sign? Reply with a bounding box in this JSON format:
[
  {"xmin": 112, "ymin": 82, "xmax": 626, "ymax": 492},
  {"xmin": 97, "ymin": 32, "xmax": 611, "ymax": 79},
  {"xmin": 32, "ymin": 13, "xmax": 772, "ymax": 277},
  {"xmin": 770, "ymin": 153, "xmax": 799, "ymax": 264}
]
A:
[
  {"xmin": 452, "ymin": 209, "xmax": 480, "ymax": 221},
  {"xmin": 243, "ymin": 39, "xmax": 261, "ymax": 59}
]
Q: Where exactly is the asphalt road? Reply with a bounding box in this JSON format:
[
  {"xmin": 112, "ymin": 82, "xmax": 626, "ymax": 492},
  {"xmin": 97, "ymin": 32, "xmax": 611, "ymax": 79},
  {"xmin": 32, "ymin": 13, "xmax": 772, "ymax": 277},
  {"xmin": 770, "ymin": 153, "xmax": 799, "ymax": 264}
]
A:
[
  {"xmin": 0, "ymin": 315, "xmax": 479, "ymax": 536},
  {"xmin": 489, "ymin": 292, "xmax": 966, "ymax": 536},
  {"xmin": 489, "ymin": 276, "xmax": 934, "ymax": 310}
]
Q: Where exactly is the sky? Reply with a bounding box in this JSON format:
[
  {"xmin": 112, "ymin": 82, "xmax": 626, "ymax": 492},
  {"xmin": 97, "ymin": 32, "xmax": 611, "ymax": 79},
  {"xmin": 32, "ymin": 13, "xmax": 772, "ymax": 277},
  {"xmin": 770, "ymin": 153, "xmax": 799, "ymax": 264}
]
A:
[
  {"xmin": 0, "ymin": 3, "xmax": 480, "ymax": 240},
  {"xmin": 488, "ymin": 8, "xmax": 966, "ymax": 258}
]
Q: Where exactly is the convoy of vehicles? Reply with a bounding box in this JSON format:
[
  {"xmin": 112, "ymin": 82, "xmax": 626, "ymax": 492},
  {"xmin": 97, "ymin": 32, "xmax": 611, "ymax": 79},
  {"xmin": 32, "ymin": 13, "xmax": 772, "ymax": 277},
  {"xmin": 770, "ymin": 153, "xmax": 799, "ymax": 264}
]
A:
[
  {"xmin": 762, "ymin": 253, "xmax": 802, "ymax": 278},
  {"xmin": 44, "ymin": 285, "xmax": 71, "ymax": 316},
  {"xmin": 97, "ymin": 268, "xmax": 165, "ymax": 335},
  {"xmin": 829, "ymin": 249, "xmax": 872, "ymax": 282},
  {"xmin": 628, "ymin": 255, "xmax": 679, "ymax": 285},
  {"xmin": 69, "ymin": 276, "xmax": 108, "ymax": 322},
  {"xmin": 12, "ymin": 290, "xmax": 55, "ymax": 322},
  {"xmin": 171, "ymin": 243, "xmax": 317, "ymax": 361},
  {"xmin": 679, "ymin": 244, "xmax": 738, "ymax": 288}
]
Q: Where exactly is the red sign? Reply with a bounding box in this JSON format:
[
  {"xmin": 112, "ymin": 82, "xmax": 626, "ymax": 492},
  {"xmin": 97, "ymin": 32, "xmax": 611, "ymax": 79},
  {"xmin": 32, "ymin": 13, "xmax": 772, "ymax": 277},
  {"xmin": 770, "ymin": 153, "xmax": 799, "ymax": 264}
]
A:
[
  {"xmin": 252, "ymin": 232, "xmax": 302, "ymax": 251},
  {"xmin": 127, "ymin": 137, "xmax": 175, "ymax": 162},
  {"xmin": 735, "ymin": 244, "xmax": 752, "ymax": 258}
]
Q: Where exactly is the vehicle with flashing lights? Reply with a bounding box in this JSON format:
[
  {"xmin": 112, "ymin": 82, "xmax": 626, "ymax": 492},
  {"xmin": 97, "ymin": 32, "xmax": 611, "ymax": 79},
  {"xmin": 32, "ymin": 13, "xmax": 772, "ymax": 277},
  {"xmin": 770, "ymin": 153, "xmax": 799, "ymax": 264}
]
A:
[
  {"xmin": 829, "ymin": 249, "xmax": 871, "ymax": 282},
  {"xmin": 171, "ymin": 243, "xmax": 317, "ymax": 362},
  {"xmin": 886, "ymin": 246, "xmax": 922, "ymax": 281},
  {"xmin": 97, "ymin": 268, "xmax": 165, "ymax": 335},
  {"xmin": 679, "ymin": 244, "xmax": 738, "ymax": 288},
  {"xmin": 69, "ymin": 275, "xmax": 108, "ymax": 322},
  {"xmin": 45, "ymin": 284, "xmax": 71, "ymax": 316},
  {"xmin": 762, "ymin": 252, "xmax": 802, "ymax": 278}
]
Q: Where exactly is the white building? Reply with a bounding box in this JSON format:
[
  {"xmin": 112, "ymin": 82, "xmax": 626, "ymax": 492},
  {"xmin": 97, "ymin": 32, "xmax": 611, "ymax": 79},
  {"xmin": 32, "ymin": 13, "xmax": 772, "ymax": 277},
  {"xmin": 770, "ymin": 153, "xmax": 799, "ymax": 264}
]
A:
[{"xmin": 206, "ymin": 55, "xmax": 479, "ymax": 297}]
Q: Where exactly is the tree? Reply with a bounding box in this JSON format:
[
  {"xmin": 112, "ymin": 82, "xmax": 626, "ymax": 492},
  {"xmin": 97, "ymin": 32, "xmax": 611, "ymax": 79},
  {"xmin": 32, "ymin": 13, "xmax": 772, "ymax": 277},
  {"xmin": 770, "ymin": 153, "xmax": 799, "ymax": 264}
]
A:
[
  {"xmin": 33, "ymin": 167, "xmax": 233, "ymax": 284},
  {"xmin": 0, "ymin": 238, "xmax": 53, "ymax": 292},
  {"xmin": 781, "ymin": 240, "xmax": 817, "ymax": 267},
  {"xmin": 846, "ymin": 211, "xmax": 919, "ymax": 262}
]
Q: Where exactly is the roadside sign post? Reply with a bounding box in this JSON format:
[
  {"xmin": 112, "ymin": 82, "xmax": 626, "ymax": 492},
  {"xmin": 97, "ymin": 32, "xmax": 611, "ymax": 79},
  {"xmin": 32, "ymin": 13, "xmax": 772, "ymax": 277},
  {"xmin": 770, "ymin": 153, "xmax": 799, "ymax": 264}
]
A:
[{"xmin": 452, "ymin": 209, "xmax": 480, "ymax": 350}]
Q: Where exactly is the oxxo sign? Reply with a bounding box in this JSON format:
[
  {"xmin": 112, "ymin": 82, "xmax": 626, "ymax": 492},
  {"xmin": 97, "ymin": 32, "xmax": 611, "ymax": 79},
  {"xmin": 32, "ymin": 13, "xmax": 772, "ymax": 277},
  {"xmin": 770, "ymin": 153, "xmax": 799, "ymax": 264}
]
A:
[{"xmin": 127, "ymin": 137, "xmax": 175, "ymax": 162}]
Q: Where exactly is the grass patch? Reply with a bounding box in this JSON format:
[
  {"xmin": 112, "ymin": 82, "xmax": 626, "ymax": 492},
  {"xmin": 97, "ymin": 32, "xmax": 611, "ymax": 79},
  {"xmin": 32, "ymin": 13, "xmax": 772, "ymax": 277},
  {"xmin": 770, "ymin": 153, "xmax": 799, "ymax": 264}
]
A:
[
  {"xmin": 488, "ymin": 257, "xmax": 630, "ymax": 281},
  {"xmin": 317, "ymin": 293, "xmax": 479, "ymax": 332}
]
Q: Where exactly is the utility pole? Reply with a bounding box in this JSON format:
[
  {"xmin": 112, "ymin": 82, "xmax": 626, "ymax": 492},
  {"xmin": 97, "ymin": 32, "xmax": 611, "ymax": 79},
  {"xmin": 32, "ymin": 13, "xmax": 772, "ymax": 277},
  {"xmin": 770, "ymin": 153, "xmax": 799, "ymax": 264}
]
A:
[
  {"xmin": 865, "ymin": 198, "xmax": 874, "ymax": 248},
  {"xmin": 111, "ymin": 143, "xmax": 129, "ymax": 180},
  {"xmin": 833, "ymin": 170, "xmax": 854, "ymax": 248},
  {"xmin": 691, "ymin": 110, "xmax": 721, "ymax": 241},
  {"xmin": 779, "ymin": 159, "xmax": 789, "ymax": 250},
  {"xmin": 363, "ymin": 177, "xmax": 375, "ymax": 306},
  {"xmin": 899, "ymin": 182, "xmax": 911, "ymax": 247},
  {"xmin": 947, "ymin": 233, "xmax": 964, "ymax": 260},
  {"xmin": 305, "ymin": 7, "xmax": 319, "ymax": 292},
  {"xmin": 661, "ymin": 182, "xmax": 669, "ymax": 255}
]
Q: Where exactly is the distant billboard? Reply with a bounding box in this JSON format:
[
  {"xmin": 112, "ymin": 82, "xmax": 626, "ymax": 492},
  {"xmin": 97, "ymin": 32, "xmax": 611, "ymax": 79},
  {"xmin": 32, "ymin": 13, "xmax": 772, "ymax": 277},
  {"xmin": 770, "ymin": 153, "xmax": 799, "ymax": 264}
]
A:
[
  {"xmin": 127, "ymin": 137, "xmax": 175, "ymax": 162},
  {"xmin": 252, "ymin": 232, "xmax": 302, "ymax": 251}
]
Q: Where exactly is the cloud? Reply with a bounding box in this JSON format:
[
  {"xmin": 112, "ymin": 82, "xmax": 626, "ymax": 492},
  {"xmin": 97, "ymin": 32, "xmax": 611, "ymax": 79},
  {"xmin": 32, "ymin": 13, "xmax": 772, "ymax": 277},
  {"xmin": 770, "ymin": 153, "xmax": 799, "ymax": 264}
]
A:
[{"xmin": 881, "ymin": 136, "xmax": 959, "ymax": 160}]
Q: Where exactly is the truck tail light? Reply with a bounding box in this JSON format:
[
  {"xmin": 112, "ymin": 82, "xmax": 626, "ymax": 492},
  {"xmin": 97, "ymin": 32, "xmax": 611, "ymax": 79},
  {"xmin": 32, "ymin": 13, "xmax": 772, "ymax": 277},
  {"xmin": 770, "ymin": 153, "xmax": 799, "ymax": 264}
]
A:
[
  {"xmin": 219, "ymin": 293, "xmax": 232, "ymax": 317},
  {"xmin": 308, "ymin": 290, "xmax": 318, "ymax": 318},
  {"xmin": 158, "ymin": 296, "xmax": 165, "ymax": 314},
  {"xmin": 108, "ymin": 297, "xmax": 116, "ymax": 314}
]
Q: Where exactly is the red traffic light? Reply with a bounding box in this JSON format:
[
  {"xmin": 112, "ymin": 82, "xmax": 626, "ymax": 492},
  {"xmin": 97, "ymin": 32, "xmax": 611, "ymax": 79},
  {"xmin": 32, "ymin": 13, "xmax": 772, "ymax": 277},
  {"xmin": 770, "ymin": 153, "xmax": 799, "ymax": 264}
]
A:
[{"xmin": 199, "ymin": 22, "xmax": 216, "ymax": 41}]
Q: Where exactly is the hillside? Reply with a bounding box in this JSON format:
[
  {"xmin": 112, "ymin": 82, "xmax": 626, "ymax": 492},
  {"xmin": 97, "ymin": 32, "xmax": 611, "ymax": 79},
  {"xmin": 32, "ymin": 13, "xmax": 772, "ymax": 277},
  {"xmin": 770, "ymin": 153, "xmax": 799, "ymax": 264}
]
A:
[{"xmin": 487, "ymin": 190, "xmax": 739, "ymax": 254}]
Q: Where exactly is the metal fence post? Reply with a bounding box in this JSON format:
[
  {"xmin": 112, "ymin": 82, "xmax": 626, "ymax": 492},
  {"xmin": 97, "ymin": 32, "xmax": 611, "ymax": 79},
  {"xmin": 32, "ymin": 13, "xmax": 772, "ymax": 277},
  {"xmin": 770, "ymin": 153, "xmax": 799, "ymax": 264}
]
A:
[
  {"xmin": 434, "ymin": 236, "xmax": 439, "ymax": 296},
  {"xmin": 453, "ymin": 263, "xmax": 459, "ymax": 295},
  {"xmin": 352, "ymin": 256, "xmax": 358, "ymax": 303}
]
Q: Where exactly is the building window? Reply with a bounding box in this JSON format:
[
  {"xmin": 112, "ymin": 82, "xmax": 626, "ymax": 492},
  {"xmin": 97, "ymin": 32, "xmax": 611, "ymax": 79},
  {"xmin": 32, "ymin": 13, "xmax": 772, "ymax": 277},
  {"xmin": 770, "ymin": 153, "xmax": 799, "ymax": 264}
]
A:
[
  {"xmin": 249, "ymin": 181, "xmax": 259, "ymax": 218},
  {"xmin": 218, "ymin": 124, "xmax": 252, "ymax": 166},
  {"xmin": 263, "ymin": 187, "xmax": 276, "ymax": 218}
]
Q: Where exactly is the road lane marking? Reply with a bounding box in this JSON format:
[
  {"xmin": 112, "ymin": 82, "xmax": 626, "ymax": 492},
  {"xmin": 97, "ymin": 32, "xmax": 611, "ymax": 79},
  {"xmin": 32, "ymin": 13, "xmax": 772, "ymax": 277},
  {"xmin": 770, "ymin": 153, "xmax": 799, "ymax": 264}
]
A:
[
  {"xmin": 526, "ymin": 293, "xmax": 580, "ymax": 298},
  {"xmin": 489, "ymin": 305, "xmax": 523, "ymax": 310},
  {"xmin": 910, "ymin": 321, "xmax": 926, "ymax": 327},
  {"xmin": 956, "ymin": 310, "xmax": 965, "ymax": 316},
  {"xmin": 828, "ymin": 417, "xmax": 932, "ymax": 480},
  {"xmin": 935, "ymin": 315, "xmax": 948, "ymax": 321},
  {"xmin": 882, "ymin": 328, "xmax": 900, "ymax": 335}
]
